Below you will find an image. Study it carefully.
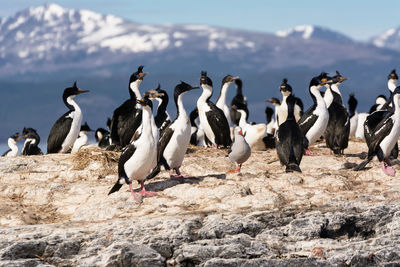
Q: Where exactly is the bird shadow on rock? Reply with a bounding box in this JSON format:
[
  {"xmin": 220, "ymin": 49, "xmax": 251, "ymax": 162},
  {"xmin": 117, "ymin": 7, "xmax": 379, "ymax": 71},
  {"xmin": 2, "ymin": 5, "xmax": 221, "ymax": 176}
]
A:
[
  {"xmin": 138, "ymin": 173, "xmax": 226, "ymax": 192},
  {"xmin": 345, "ymin": 152, "xmax": 367, "ymax": 159}
]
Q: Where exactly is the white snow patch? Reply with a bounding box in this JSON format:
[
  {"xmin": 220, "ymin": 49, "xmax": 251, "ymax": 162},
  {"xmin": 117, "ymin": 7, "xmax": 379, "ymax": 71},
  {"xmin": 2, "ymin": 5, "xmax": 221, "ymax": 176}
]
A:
[
  {"xmin": 373, "ymin": 28, "xmax": 396, "ymax": 47},
  {"xmin": 208, "ymin": 40, "xmax": 217, "ymax": 51},
  {"xmin": 79, "ymin": 24, "xmax": 126, "ymax": 44},
  {"xmin": 173, "ymin": 32, "xmax": 187, "ymax": 39},
  {"xmin": 174, "ymin": 40, "xmax": 183, "ymax": 47},
  {"xmin": 245, "ymin": 41, "xmax": 255, "ymax": 48},
  {"xmin": 276, "ymin": 25, "xmax": 314, "ymax": 39},
  {"xmin": 225, "ymin": 42, "xmax": 239, "ymax": 49},
  {"xmin": 100, "ymin": 33, "xmax": 170, "ymax": 53},
  {"xmin": 18, "ymin": 50, "xmax": 29, "ymax": 58},
  {"xmin": 15, "ymin": 31, "xmax": 25, "ymax": 41},
  {"xmin": 8, "ymin": 16, "xmax": 26, "ymax": 31}
]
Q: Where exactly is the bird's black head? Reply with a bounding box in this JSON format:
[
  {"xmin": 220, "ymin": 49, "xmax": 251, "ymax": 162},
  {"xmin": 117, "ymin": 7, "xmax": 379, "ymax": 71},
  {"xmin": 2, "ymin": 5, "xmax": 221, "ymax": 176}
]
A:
[
  {"xmin": 81, "ymin": 122, "xmax": 92, "ymax": 132},
  {"xmin": 144, "ymin": 84, "xmax": 166, "ymax": 100},
  {"xmin": 309, "ymin": 73, "xmax": 327, "ymax": 88},
  {"xmin": 95, "ymin": 128, "xmax": 108, "ymax": 142},
  {"xmin": 200, "ymin": 71, "xmax": 213, "ymax": 87},
  {"xmin": 175, "ymin": 81, "xmax": 199, "ymax": 95},
  {"xmin": 136, "ymin": 95, "xmax": 153, "ymax": 109},
  {"xmin": 388, "ymin": 69, "xmax": 398, "ymax": 80},
  {"xmin": 63, "ymin": 81, "xmax": 89, "ymax": 99},
  {"xmin": 221, "ymin": 75, "xmax": 239, "ymax": 86},
  {"xmin": 280, "ymin": 78, "xmax": 292, "ymax": 93},
  {"xmin": 129, "ymin": 65, "xmax": 148, "ymax": 83},
  {"xmin": 10, "ymin": 132, "xmax": 21, "ymax": 141},
  {"xmin": 332, "ymin": 70, "xmax": 349, "ymax": 84}
]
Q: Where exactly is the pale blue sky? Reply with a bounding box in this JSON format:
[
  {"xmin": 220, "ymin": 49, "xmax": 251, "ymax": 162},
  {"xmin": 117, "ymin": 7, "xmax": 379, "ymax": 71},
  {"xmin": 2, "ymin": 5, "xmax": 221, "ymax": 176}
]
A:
[{"xmin": 0, "ymin": 0, "xmax": 399, "ymax": 40}]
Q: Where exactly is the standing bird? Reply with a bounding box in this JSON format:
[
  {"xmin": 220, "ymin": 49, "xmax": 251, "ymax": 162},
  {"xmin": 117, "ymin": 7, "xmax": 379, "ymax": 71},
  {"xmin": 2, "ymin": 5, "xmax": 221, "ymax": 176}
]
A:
[
  {"xmin": 108, "ymin": 97, "xmax": 157, "ymax": 200},
  {"xmin": 369, "ymin": 95, "xmax": 387, "ymax": 114},
  {"xmin": 216, "ymin": 74, "xmax": 239, "ymax": 126},
  {"xmin": 364, "ymin": 69, "xmax": 399, "ymax": 159},
  {"xmin": 276, "ymin": 94, "xmax": 303, "ymax": 172},
  {"xmin": 72, "ymin": 122, "xmax": 92, "ymax": 152},
  {"xmin": 323, "ymin": 71, "xmax": 350, "ymax": 155},
  {"xmin": 355, "ymin": 86, "xmax": 400, "ymax": 176},
  {"xmin": 297, "ymin": 73, "xmax": 328, "ymax": 155},
  {"xmin": 227, "ymin": 126, "xmax": 251, "ymax": 173},
  {"xmin": 2, "ymin": 133, "xmax": 21, "ymax": 157},
  {"xmin": 47, "ymin": 82, "xmax": 89, "ymax": 153},
  {"xmin": 22, "ymin": 127, "xmax": 43, "ymax": 155},
  {"xmin": 95, "ymin": 128, "xmax": 111, "ymax": 148},
  {"xmin": 348, "ymin": 94, "xmax": 358, "ymax": 138},
  {"xmin": 230, "ymin": 79, "xmax": 249, "ymax": 126},
  {"xmin": 149, "ymin": 85, "xmax": 171, "ymax": 135},
  {"xmin": 197, "ymin": 71, "xmax": 232, "ymax": 148},
  {"xmin": 109, "ymin": 66, "xmax": 147, "ymax": 149},
  {"xmin": 147, "ymin": 82, "xmax": 199, "ymax": 179}
]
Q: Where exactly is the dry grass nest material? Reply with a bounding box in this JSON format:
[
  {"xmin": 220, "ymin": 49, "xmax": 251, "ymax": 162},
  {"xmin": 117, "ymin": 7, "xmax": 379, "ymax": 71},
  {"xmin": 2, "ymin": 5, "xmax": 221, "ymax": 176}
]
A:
[{"xmin": 71, "ymin": 147, "xmax": 120, "ymax": 170}]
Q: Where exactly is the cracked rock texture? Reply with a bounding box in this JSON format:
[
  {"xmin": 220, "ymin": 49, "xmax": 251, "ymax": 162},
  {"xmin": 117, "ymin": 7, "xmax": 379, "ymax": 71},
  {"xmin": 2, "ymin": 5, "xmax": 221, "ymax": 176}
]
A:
[{"xmin": 1, "ymin": 141, "xmax": 400, "ymax": 266}]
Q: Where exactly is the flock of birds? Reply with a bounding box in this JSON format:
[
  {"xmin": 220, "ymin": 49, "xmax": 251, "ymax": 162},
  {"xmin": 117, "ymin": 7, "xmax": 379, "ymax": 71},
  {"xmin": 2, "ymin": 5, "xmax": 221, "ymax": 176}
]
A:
[{"xmin": 2, "ymin": 66, "xmax": 400, "ymax": 200}]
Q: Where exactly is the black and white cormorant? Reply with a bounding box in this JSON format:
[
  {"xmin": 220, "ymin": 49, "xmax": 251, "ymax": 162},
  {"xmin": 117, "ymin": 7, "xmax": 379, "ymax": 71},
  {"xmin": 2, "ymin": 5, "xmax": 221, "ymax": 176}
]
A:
[
  {"xmin": 348, "ymin": 94, "xmax": 358, "ymax": 138},
  {"xmin": 2, "ymin": 133, "xmax": 21, "ymax": 157},
  {"xmin": 22, "ymin": 127, "xmax": 43, "ymax": 155},
  {"xmin": 227, "ymin": 126, "xmax": 251, "ymax": 173},
  {"xmin": 323, "ymin": 71, "xmax": 350, "ymax": 155},
  {"xmin": 72, "ymin": 122, "xmax": 92, "ymax": 152},
  {"xmin": 297, "ymin": 73, "xmax": 328, "ymax": 155},
  {"xmin": 145, "ymin": 84, "xmax": 171, "ymax": 135},
  {"xmin": 276, "ymin": 94, "xmax": 303, "ymax": 172},
  {"xmin": 147, "ymin": 81, "xmax": 199, "ymax": 179},
  {"xmin": 369, "ymin": 95, "xmax": 387, "ymax": 114},
  {"xmin": 216, "ymin": 74, "xmax": 239, "ymax": 126},
  {"xmin": 197, "ymin": 71, "xmax": 232, "ymax": 148},
  {"xmin": 266, "ymin": 97, "xmax": 281, "ymax": 132},
  {"xmin": 278, "ymin": 79, "xmax": 303, "ymax": 123},
  {"xmin": 109, "ymin": 66, "xmax": 147, "ymax": 149},
  {"xmin": 230, "ymin": 78, "xmax": 249, "ymax": 126},
  {"xmin": 47, "ymin": 82, "xmax": 89, "ymax": 153},
  {"xmin": 364, "ymin": 69, "xmax": 399, "ymax": 159},
  {"xmin": 355, "ymin": 86, "xmax": 400, "ymax": 176},
  {"xmin": 108, "ymin": 96, "xmax": 157, "ymax": 200},
  {"xmin": 95, "ymin": 118, "xmax": 111, "ymax": 148}
]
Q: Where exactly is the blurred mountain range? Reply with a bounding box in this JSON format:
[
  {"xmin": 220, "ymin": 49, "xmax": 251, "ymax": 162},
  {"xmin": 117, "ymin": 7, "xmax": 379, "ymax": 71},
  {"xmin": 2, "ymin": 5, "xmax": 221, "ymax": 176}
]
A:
[{"xmin": 1, "ymin": 3, "xmax": 400, "ymax": 143}]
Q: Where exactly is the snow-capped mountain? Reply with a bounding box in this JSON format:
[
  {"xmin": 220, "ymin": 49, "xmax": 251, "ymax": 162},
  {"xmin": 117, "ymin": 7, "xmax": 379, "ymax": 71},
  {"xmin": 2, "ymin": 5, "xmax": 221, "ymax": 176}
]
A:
[
  {"xmin": 275, "ymin": 25, "xmax": 353, "ymax": 43},
  {"xmin": 0, "ymin": 3, "xmax": 394, "ymax": 78},
  {"xmin": 371, "ymin": 27, "xmax": 400, "ymax": 51}
]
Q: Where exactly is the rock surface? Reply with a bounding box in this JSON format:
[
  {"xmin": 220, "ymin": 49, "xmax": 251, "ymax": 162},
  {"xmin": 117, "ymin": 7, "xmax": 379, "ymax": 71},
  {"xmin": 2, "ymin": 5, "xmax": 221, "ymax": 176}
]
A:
[{"xmin": 1, "ymin": 141, "xmax": 400, "ymax": 266}]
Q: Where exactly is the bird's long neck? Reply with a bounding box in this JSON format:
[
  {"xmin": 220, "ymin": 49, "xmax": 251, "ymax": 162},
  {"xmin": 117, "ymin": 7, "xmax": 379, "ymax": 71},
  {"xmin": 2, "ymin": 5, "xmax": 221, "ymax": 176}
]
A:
[
  {"xmin": 310, "ymin": 86, "xmax": 326, "ymax": 109},
  {"xmin": 216, "ymin": 82, "xmax": 230, "ymax": 108},
  {"xmin": 393, "ymin": 95, "xmax": 400, "ymax": 116},
  {"xmin": 8, "ymin": 138, "xmax": 18, "ymax": 153},
  {"xmin": 65, "ymin": 96, "xmax": 81, "ymax": 113},
  {"xmin": 199, "ymin": 84, "xmax": 213, "ymax": 103},
  {"xmin": 286, "ymin": 95, "xmax": 296, "ymax": 120},
  {"xmin": 130, "ymin": 81, "xmax": 143, "ymax": 109},
  {"xmin": 388, "ymin": 79, "xmax": 397, "ymax": 93},
  {"xmin": 175, "ymin": 93, "xmax": 187, "ymax": 119},
  {"xmin": 141, "ymin": 106, "xmax": 154, "ymax": 139},
  {"xmin": 238, "ymin": 110, "xmax": 247, "ymax": 127},
  {"xmin": 323, "ymin": 86, "xmax": 334, "ymax": 108},
  {"xmin": 331, "ymin": 84, "xmax": 343, "ymax": 105}
]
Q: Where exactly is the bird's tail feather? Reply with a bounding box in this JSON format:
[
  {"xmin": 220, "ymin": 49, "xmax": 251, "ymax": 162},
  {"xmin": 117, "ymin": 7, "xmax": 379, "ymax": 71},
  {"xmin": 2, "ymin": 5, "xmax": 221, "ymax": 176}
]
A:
[
  {"xmin": 108, "ymin": 182, "xmax": 122, "ymax": 195},
  {"xmin": 354, "ymin": 155, "xmax": 373, "ymax": 171}
]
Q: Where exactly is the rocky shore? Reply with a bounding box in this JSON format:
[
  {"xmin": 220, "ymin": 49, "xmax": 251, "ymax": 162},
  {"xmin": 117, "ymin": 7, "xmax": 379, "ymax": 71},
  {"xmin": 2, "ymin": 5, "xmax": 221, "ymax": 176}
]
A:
[{"xmin": 1, "ymin": 140, "xmax": 400, "ymax": 266}]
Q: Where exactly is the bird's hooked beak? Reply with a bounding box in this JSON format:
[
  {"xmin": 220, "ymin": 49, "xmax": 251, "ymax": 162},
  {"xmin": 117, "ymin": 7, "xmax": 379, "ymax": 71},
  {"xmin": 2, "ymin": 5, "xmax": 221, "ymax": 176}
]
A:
[
  {"xmin": 77, "ymin": 88, "xmax": 90, "ymax": 94},
  {"xmin": 238, "ymin": 130, "xmax": 243, "ymax": 136},
  {"xmin": 138, "ymin": 72, "xmax": 148, "ymax": 80},
  {"xmin": 145, "ymin": 89, "xmax": 164, "ymax": 99},
  {"xmin": 136, "ymin": 98, "xmax": 147, "ymax": 106},
  {"xmin": 190, "ymin": 86, "xmax": 200, "ymax": 90},
  {"xmin": 319, "ymin": 78, "xmax": 328, "ymax": 86}
]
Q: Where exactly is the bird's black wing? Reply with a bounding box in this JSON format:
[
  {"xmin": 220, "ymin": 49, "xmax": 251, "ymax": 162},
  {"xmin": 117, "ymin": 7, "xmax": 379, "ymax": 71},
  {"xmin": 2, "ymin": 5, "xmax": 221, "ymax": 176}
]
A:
[
  {"xmin": 47, "ymin": 111, "xmax": 73, "ymax": 153},
  {"xmin": 366, "ymin": 114, "xmax": 393, "ymax": 156},
  {"xmin": 206, "ymin": 102, "xmax": 232, "ymax": 147},
  {"xmin": 157, "ymin": 126, "xmax": 174, "ymax": 163},
  {"xmin": 298, "ymin": 105, "xmax": 318, "ymax": 135},
  {"xmin": 1, "ymin": 149, "xmax": 11, "ymax": 157},
  {"xmin": 108, "ymin": 144, "xmax": 136, "ymax": 195}
]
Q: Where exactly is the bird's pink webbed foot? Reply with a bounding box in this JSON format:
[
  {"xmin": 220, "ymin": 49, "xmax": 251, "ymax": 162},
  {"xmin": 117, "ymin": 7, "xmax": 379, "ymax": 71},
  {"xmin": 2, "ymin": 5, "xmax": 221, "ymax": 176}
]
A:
[
  {"xmin": 382, "ymin": 161, "xmax": 396, "ymax": 176},
  {"xmin": 169, "ymin": 168, "xmax": 195, "ymax": 179},
  {"xmin": 304, "ymin": 148, "xmax": 318, "ymax": 156},
  {"xmin": 129, "ymin": 181, "xmax": 157, "ymax": 199}
]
